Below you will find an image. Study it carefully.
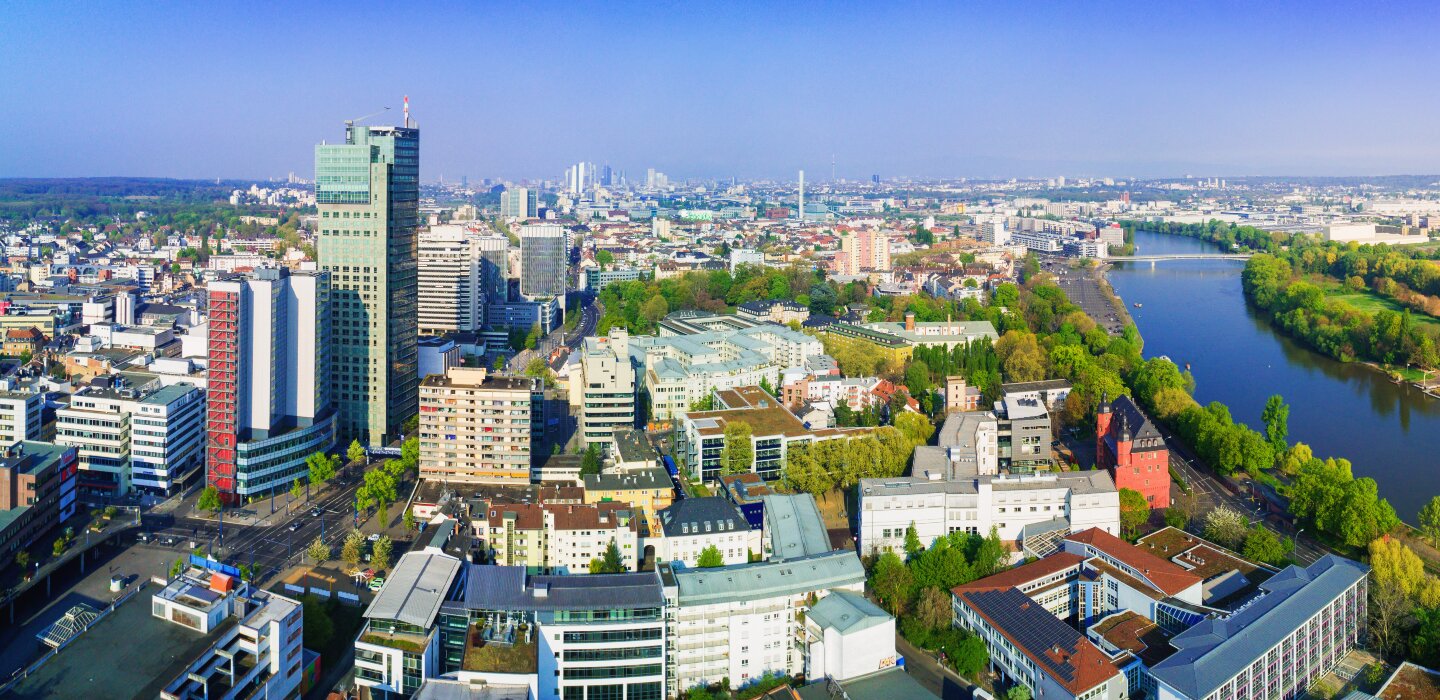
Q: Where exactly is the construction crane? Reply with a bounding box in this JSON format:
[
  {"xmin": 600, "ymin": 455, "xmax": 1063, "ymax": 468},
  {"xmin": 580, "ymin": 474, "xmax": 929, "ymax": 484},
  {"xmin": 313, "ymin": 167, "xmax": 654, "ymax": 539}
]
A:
[{"xmin": 344, "ymin": 106, "xmax": 390, "ymax": 128}]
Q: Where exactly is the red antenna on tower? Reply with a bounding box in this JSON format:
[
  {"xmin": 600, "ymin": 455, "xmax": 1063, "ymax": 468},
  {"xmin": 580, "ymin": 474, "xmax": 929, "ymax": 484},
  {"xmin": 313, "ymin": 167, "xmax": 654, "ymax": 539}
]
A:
[{"xmin": 403, "ymin": 95, "xmax": 410, "ymax": 128}]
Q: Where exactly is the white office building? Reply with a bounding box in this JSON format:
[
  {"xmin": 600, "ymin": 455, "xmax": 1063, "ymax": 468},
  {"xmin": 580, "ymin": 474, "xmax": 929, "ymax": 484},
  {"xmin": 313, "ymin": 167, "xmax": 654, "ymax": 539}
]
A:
[
  {"xmin": 57, "ymin": 377, "xmax": 205, "ymax": 498},
  {"xmin": 571, "ymin": 329, "xmax": 637, "ymax": 448}
]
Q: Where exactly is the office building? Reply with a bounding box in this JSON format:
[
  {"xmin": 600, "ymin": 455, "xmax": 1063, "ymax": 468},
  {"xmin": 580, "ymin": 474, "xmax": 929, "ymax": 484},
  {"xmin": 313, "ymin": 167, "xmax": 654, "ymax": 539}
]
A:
[
  {"xmin": 500, "ymin": 187, "xmax": 538, "ymax": 219},
  {"xmin": 59, "ymin": 377, "xmax": 204, "ymax": 499},
  {"xmin": 1096, "ymin": 395, "xmax": 1170, "ymax": 507},
  {"xmin": 415, "ymin": 227, "xmax": 506, "ymax": 332},
  {"xmin": 0, "ymin": 442, "xmax": 77, "ymax": 561},
  {"xmin": 632, "ymin": 323, "xmax": 824, "ymax": 422},
  {"xmin": 158, "ymin": 583, "xmax": 305, "ymax": 700},
  {"xmin": 572, "ymin": 329, "xmax": 637, "ymax": 447},
  {"xmin": 315, "ymin": 121, "xmax": 420, "ymax": 444},
  {"xmin": 661, "ymin": 550, "xmax": 866, "ymax": 692},
  {"xmin": 0, "ymin": 384, "xmax": 44, "ymax": 446},
  {"xmin": 206, "ymin": 268, "xmax": 335, "ymax": 503},
  {"xmin": 355, "ymin": 550, "xmax": 466, "ymax": 697},
  {"xmin": 858, "ymin": 409, "xmax": 1119, "ymax": 557},
  {"xmin": 519, "ymin": 223, "xmax": 567, "ymax": 299},
  {"xmin": 418, "ymin": 367, "xmax": 540, "ymax": 485}
]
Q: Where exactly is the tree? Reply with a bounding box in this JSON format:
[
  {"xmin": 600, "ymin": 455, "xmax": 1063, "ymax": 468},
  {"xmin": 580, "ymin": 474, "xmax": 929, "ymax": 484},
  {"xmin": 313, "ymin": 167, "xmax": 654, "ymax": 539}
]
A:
[
  {"xmin": 372, "ymin": 535, "xmax": 393, "ymax": 572},
  {"xmin": 341, "ymin": 529, "xmax": 366, "ymax": 568},
  {"xmin": 994, "ymin": 331, "xmax": 1046, "ymax": 382},
  {"xmin": 1241, "ymin": 526, "xmax": 1293, "ymax": 566},
  {"xmin": 697, "ymin": 544, "xmax": 724, "ymax": 568},
  {"xmin": 197, "ymin": 486, "xmax": 223, "ymax": 514},
  {"xmin": 951, "ymin": 634, "xmax": 989, "ymax": 677},
  {"xmin": 590, "ymin": 540, "xmax": 625, "ymax": 574},
  {"xmin": 915, "ymin": 586, "xmax": 951, "ymax": 631},
  {"xmin": 1261, "ymin": 395, "xmax": 1289, "ymax": 458},
  {"xmin": 1422, "ymin": 496, "xmax": 1440, "ymax": 546},
  {"xmin": 1005, "ymin": 685, "xmax": 1032, "ymax": 700},
  {"xmin": 580, "ymin": 444, "xmax": 602, "ymax": 476},
  {"xmin": 302, "ymin": 596, "xmax": 334, "ymax": 650},
  {"xmin": 357, "ymin": 468, "xmax": 399, "ymax": 522},
  {"xmin": 783, "ymin": 441, "xmax": 832, "ymax": 499},
  {"xmin": 170, "ymin": 556, "xmax": 185, "ymax": 577},
  {"xmin": 1119, "ymin": 488, "xmax": 1150, "ymax": 539},
  {"xmin": 871, "ymin": 551, "xmax": 914, "ymax": 615},
  {"xmin": 719, "ymin": 421, "xmax": 754, "ymax": 476},
  {"xmin": 290, "ymin": 479, "xmax": 304, "ymax": 503},
  {"xmin": 306, "ymin": 536, "xmax": 330, "ymax": 564},
  {"xmin": 1203, "ymin": 505, "xmax": 1249, "ymax": 549},
  {"xmin": 347, "ymin": 439, "xmax": 366, "ymax": 466},
  {"xmin": 595, "ymin": 249, "xmax": 615, "ymax": 267},
  {"xmin": 14, "ymin": 550, "xmax": 30, "ymax": 571},
  {"xmin": 306, "ymin": 451, "xmax": 338, "ymax": 485},
  {"xmin": 403, "ymin": 508, "xmax": 417, "ymax": 533},
  {"xmin": 1163, "ymin": 506, "xmax": 1189, "ymax": 530},
  {"xmin": 904, "ymin": 524, "xmax": 923, "ymax": 560},
  {"xmin": 894, "ymin": 411, "xmax": 935, "ymax": 446}
]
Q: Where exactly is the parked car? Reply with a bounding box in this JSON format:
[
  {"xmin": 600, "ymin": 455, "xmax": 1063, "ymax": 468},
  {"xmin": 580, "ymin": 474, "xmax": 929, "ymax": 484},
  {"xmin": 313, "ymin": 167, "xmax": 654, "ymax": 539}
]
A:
[
  {"xmin": 367, "ymin": 533, "xmax": 381, "ymax": 542},
  {"xmin": 368, "ymin": 577, "xmax": 385, "ymax": 591}
]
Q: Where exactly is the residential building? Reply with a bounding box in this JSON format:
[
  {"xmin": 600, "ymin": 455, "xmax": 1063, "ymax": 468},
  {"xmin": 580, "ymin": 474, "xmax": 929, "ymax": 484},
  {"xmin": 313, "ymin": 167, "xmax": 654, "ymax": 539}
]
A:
[
  {"xmin": 418, "ymin": 367, "xmax": 540, "ymax": 485},
  {"xmin": 0, "ymin": 442, "xmax": 77, "ymax": 560},
  {"xmin": 418, "ymin": 226, "xmax": 484, "ymax": 335},
  {"xmin": 1001, "ymin": 379, "xmax": 1073, "ymax": 412},
  {"xmin": 607, "ymin": 427, "xmax": 660, "ymax": 471},
  {"xmin": 584, "ymin": 267, "xmax": 648, "ymax": 292},
  {"xmin": 654, "ymin": 496, "xmax": 762, "ymax": 567},
  {"xmin": 633, "ymin": 324, "xmax": 824, "ymax": 422},
  {"xmin": 59, "ymin": 377, "xmax": 204, "ymax": 499},
  {"xmin": 582, "ymin": 467, "xmax": 674, "ymax": 537},
  {"xmin": 572, "ymin": 329, "xmax": 637, "ymax": 447},
  {"xmin": 661, "ymin": 550, "xmax": 866, "ymax": 693},
  {"xmin": 206, "ymin": 268, "xmax": 335, "ymax": 502},
  {"xmin": 481, "ymin": 500, "xmax": 640, "ymax": 572},
  {"xmin": 355, "ymin": 550, "xmax": 466, "ymax": 697},
  {"xmin": 858, "ymin": 410, "xmax": 1119, "ymax": 556},
  {"xmin": 315, "ymin": 122, "xmax": 420, "ymax": 445},
  {"xmin": 519, "ymin": 223, "xmax": 567, "ymax": 299},
  {"xmin": 2, "ymin": 327, "xmax": 43, "ymax": 357},
  {"xmin": 736, "ymin": 299, "xmax": 810, "ymax": 325},
  {"xmin": 944, "ymin": 376, "xmax": 982, "ymax": 412},
  {"xmin": 1097, "ymin": 395, "xmax": 1170, "ymax": 507},
  {"xmin": 834, "ymin": 229, "xmax": 891, "ymax": 275}
]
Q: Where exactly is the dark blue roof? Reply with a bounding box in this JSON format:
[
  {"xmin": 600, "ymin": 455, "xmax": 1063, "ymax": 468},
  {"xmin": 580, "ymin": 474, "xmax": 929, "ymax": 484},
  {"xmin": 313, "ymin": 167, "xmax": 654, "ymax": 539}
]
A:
[{"xmin": 1150, "ymin": 554, "xmax": 1368, "ymax": 699}]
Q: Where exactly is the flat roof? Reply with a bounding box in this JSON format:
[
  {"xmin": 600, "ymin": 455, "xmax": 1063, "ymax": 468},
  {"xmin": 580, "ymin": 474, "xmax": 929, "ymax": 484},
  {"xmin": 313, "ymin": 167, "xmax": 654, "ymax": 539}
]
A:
[
  {"xmin": 761, "ymin": 493, "xmax": 831, "ymax": 559},
  {"xmin": 9, "ymin": 586, "xmax": 234, "ymax": 700},
  {"xmin": 364, "ymin": 551, "xmax": 463, "ymax": 627},
  {"xmin": 671, "ymin": 550, "xmax": 865, "ymax": 607},
  {"xmin": 807, "ymin": 589, "xmax": 890, "ymax": 635},
  {"xmin": 452, "ymin": 566, "xmax": 664, "ymax": 612}
]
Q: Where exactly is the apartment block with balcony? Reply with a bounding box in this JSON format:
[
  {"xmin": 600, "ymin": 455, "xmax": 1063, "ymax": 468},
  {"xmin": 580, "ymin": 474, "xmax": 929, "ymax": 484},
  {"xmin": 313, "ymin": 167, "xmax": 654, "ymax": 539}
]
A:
[
  {"xmin": 572, "ymin": 329, "xmax": 637, "ymax": 448},
  {"xmin": 418, "ymin": 367, "xmax": 540, "ymax": 485}
]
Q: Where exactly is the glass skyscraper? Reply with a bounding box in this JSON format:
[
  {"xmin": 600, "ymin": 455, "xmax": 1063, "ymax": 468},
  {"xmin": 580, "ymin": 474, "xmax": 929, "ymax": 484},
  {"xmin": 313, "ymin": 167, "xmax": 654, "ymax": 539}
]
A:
[{"xmin": 315, "ymin": 124, "xmax": 419, "ymax": 444}]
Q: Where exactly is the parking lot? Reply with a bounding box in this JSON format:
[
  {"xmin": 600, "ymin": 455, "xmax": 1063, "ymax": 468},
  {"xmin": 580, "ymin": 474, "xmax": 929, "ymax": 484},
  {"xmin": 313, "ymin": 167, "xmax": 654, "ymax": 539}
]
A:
[{"xmin": 1041, "ymin": 258, "xmax": 1128, "ymax": 334}]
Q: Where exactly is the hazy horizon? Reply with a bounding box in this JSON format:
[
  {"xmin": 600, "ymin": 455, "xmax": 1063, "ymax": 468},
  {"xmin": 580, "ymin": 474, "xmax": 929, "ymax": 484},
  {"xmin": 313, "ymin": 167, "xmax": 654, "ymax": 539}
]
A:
[{"xmin": 4, "ymin": 1, "xmax": 1438, "ymax": 182}]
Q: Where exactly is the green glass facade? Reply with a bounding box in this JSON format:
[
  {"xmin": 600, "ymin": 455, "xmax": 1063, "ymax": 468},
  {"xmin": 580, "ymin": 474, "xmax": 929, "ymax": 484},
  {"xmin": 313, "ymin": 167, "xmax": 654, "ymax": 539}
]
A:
[{"xmin": 315, "ymin": 125, "xmax": 420, "ymax": 444}]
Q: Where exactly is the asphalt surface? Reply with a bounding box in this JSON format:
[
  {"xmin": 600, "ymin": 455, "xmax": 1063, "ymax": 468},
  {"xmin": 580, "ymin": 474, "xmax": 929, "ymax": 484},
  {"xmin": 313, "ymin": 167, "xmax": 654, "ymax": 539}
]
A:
[
  {"xmin": 138, "ymin": 470, "xmax": 370, "ymax": 579},
  {"xmin": 1042, "ymin": 258, "xmax": 1127, "ymax": 335}
]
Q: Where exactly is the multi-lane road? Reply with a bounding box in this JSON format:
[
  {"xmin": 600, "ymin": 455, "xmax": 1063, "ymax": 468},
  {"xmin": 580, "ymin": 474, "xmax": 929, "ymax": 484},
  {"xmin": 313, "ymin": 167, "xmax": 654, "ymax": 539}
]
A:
[{"xmin": 139, "ymin": 472, "xmax": 370, "ymax": 578}]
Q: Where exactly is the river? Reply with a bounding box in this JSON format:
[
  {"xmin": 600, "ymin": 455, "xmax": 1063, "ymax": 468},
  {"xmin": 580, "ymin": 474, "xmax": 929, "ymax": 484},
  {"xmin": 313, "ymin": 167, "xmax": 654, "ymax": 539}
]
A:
[{"xmin": 1105, "ymin": 230, "xmax": 1440, "ymax": 521}]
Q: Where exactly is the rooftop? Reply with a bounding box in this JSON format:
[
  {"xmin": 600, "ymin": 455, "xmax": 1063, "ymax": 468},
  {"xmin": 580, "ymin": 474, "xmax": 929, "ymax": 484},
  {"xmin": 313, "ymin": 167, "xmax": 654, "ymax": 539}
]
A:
[
  {"xmin": 1066, "ymin": 527, "xmax": 1202, "ymax": 597},
  {"xmin": 761, "ymin": 493, "xmax": 831, "ymax": 559},
  {"xmin": 806, "ymin": 589, "xmax": 891, "ymax": 635},
  {"xmin": 955, "ymin": 552, "xmax": 1086, "ymax": 593},
  {"xmin": 420, "ymin": 368, "xmax": 537, "ymax": 392},
  {"xmin": 796, "ymin": 667, "xmax": 938, "ymax": 700},
  {"xmin": 583, "ymin": 466, "xmax": 672, "ymax": 493},
  {"xmin": 610, "ymin": 427, "xmax": 658, "ymax": 465},
  {"xmin": 957, "ymin": 587, "xmax": 1121, "ymax": 695},
  {"xmin": 1090, "ymin": 610, "xmax": 1176, "ymax": 668},
  {"xmin": 452, "ymin": 566, "xmax": 665, "ymax": 612},
  {"xmin": 9, "ymin": 585, "xmax": 235, "ymax": 700},
  {"xmin": 1378, "ymin": 662, "xmax": 1440, "ymax": 700},
  {"xmin": 1150, "ymin": 554, "xmax": 1369, "ymax": 700},
  {"xmin": 668, "ymin": 550, "xmax": 865, "ymax": 607},
  {"xmin": 364, "ymin": 550, "xmax": 463, "ymax": 628},
  {"xmin": 658, "ymin": 496, "xmax": 750, "ymax": 538}
]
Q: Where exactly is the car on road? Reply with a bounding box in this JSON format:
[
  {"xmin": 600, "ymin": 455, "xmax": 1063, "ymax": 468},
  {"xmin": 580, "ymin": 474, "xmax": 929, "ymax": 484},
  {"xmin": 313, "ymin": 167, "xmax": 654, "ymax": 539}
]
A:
[
  {"xmin": 288, "ymin": 521, "xmax": 303, "ymax": 532},
  {"xmin": 310, "ymin": 507, "xmax": 322, "ymax": 517}
]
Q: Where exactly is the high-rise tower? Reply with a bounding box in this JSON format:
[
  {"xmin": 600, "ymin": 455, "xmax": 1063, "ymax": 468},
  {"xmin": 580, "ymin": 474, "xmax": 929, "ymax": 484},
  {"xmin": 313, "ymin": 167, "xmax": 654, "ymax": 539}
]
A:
[
  {"xmin": 798, "ymin": 169, "xmax": 805, "ymax": 222},
  {"xmin": 315, "ymin": 120, "xmax": 420, "ymax": 445}
]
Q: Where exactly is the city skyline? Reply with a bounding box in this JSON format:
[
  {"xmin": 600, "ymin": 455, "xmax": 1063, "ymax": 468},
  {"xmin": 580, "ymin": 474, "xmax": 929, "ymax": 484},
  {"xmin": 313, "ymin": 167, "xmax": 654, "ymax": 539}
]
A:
[{"xmin": 4, "ymin": 1, "xmax": 1440, "ymax": 180}]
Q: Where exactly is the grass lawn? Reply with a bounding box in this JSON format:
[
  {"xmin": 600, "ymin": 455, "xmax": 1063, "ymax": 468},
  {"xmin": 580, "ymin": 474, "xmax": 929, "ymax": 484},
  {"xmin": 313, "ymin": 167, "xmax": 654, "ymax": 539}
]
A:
[{"xmin": 1316, "ymin": 278, "xmax": 1440, "ymax": 330}]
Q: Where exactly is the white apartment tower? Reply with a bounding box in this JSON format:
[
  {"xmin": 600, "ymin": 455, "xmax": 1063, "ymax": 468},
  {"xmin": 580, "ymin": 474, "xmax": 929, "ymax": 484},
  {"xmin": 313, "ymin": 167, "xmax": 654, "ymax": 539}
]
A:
[{"xmin": 573, "ymin": 328, "xmax": 637, "ymax": 448}]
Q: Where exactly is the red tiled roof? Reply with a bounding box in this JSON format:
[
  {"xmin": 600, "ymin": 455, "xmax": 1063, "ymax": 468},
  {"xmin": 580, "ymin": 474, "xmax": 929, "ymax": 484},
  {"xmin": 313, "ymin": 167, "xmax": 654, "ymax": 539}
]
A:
[
  {"xmin": 1066, "ymin": 528, "xmax": 1200, "ymax": 596},
  {"xmin": 953, "ymin": 552, "xmax": 1085, "ymax": 594},
  {"xmin": 957, "ymin": 588, "xmax": 1122, "ymax": 696}
]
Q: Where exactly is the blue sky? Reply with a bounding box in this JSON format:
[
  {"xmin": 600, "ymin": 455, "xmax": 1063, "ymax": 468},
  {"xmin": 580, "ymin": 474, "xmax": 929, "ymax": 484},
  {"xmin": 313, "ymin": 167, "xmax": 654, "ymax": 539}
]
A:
[{"xmin": 2, "ymin": 1, "xmax": 1437, "ymax": 181}]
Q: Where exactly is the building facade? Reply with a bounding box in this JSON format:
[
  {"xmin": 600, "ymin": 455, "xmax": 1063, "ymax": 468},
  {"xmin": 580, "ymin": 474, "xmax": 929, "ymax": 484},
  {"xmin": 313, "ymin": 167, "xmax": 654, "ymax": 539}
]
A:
[
  {"xmin": 1097, "ymin": 395, "xmax": 1170, "ymax": 507},
  {"xmin": 206, "ymin": 268, "xmax": 335, "ymax": 503},
  {"xmin": 519, "ymin": 223, "xmax": 567, "ymax": 299},
  {"xmin": 59, "ymin": 378, "xmax": 204, "ymax": 499},
  {"xmin": 418, "ymin": 367, "xmax": 539, "ymax": 485},
  {"xmin": 574, "ymin": 329, "xmax": 637, "ymax": 447},
  {"xmin": 315, "ymin": 122, "xmax": 420, "ymax": 445}
]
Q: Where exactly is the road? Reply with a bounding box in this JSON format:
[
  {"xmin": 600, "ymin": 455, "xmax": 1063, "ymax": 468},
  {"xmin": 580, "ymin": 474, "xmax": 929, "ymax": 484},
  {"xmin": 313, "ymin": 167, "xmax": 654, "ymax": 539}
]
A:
[
  {"xmin": 139, "ymin": 471, "xmax": 370, "ymax": 579},
  {"xmin": 896, "ymin": 633, "xmax": 975, "ymax": 700},
  {"xmin": 508, "ymin": 296, "xmax": 600, "ymax": 373}
]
